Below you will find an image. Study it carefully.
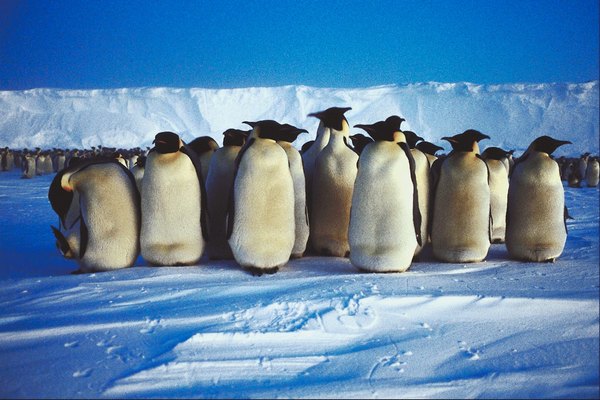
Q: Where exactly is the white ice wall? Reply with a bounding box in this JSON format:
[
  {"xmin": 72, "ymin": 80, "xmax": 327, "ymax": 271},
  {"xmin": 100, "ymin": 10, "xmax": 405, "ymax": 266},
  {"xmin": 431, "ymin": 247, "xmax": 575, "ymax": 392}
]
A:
[{"xmin": 0, "ymin": 81, "xmax": 597, "ymax": 155}]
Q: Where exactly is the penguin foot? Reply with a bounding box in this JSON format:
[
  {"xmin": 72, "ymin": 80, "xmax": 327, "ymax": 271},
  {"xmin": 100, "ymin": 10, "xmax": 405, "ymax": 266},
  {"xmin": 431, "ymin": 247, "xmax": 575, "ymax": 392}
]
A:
[
  {"xmin": 245, "ymin": 266, "xmax": 279, "ymax": 276},
  {"xmin": 543, "ymin": 258, "xmax": 556, "ymax": 263}
]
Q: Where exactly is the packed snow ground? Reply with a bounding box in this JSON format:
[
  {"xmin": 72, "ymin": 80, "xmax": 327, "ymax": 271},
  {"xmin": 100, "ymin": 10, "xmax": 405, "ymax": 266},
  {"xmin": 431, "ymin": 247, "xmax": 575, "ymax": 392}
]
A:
[
  {"xmin": 0, "ymin": 170, "xmax": 598, "ymax": 398},
  {"xmin": 1, "ymin": 82, "xmax": 598, "ymax": 155}
]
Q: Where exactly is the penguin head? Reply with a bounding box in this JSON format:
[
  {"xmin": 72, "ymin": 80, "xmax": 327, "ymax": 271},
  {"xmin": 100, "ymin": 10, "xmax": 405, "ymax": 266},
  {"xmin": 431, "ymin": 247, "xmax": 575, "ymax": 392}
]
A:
[
  {"xmin": 442, "ymin": 129, "xmax": 489, "ymax": 152},
  {"xmin": 153, "ymin": 132, "xmax": 182, "ymax": 154},
  {"xmin": 301, "ymin": 140, "xmax": 315, "ymax": 154},
  {"xmin": 135, "ymin": 155, "xmax": 147, "ymax": 168},
  {"xmin": 415, "ymin": 141, "xmax": 444, "ymax": 156},
  {"xmin": 527, "ymin": 135, "xmax": 572, "ymax": 156},
  {"xmin": 223, "ymin": 129, "xmax": 251, "ymax": 147},
  {"xmin": 243, "ymin": 120, "xmax": 282, "ymax": 141},
  {"xmin": 188, "ymin": 136, "xmax": 219, "ymax": 156},
  {"xmin": 349, "ymin": 134, "xmax": 374, "ymax": 155},
  {"xmin": 481, "ymin": 146, "xmax": 512, "ymax": 160},
  {"xmin": 278, "ymin": 124, "xmax": 308, "ymax": 143},
  {"xmin": 354, "ymin": 116, "xmax": 404, "ymax": 142},
  {"xmin": 308, "ymin": 107, "xmax": 352, "ymax": 132},
  {"xmin": 403, "ymin": 130, "xmax": 424, "ymax": 149}
]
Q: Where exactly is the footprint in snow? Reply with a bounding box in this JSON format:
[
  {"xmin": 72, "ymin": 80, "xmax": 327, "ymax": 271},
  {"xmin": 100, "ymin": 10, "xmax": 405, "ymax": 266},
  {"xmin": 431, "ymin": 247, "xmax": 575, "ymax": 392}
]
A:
[
  {"xmin": 140, "ymin": 318, "xmax": 160, "ymax": 334},
  {"xmin": 72, "ymin": 368, "xmax": 92, "ymax": 378}
]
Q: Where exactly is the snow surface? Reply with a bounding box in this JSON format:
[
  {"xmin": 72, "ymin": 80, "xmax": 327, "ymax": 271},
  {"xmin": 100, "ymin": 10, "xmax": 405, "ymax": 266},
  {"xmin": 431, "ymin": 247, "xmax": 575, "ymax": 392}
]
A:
[
  {"xmin": 0, "ymin": 169, "xmax": 598, "ymax": 398},
  {"xmin": 0, "ymin": 82, "xmax": 598, "ymax": 155}
]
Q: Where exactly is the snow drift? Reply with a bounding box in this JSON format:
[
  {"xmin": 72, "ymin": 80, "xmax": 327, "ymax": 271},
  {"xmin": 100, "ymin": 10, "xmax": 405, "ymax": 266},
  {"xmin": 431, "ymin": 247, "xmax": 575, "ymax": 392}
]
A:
[{"xmin": 0, "ymin": 81, "xmax": 598, "ymax": 155}]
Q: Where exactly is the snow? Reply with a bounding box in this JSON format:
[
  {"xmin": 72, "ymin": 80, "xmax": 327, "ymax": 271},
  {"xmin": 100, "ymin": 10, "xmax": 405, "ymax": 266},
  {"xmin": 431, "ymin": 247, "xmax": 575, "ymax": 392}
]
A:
[
  {"xmin": 0, "ymin": 169, "xmax": 598, "ymax": 398},
  {"xmin": 1, "ymin": 81, "xmax": 598, "ymax": 155}
]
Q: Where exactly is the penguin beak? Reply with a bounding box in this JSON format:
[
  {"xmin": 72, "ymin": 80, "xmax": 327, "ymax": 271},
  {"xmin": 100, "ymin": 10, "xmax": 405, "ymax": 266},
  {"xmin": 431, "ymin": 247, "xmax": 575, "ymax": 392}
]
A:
[{"xmin": 441, "ymin": 136, "xmax": 456, "ymax": 143}]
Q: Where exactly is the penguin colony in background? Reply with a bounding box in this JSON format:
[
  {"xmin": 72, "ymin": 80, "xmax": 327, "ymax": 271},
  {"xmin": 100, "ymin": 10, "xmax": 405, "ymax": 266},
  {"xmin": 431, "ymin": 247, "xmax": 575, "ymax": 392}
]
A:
[{"xmin": 3, "ymin": 106, "xmax": 590, "ymax": 274}]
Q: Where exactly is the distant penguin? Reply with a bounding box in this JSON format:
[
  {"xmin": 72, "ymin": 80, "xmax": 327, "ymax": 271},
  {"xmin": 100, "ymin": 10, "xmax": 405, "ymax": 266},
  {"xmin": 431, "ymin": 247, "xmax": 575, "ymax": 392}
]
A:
[
  {"xmin": 585, "ymin": 157, "xmax": 599, "ymax": 187},
  {"xmin": 416, "ymin": 141, "xmax": 444, "ymax": 166},
  {"xmin": 129, "ymin": 154, "xmax": 139, "ymax": 170},
  {"xmin": 140, "ymin": 132, "xmax": 208, "ymax": 266},
  {"xmin": 349, "ymin": 116, "xmax": 421, "ymax": 272},
  {"xmin": 301, "ymin": 120, "xmax": 331, "ymax": 214},
  {"xmin": 112, "ymin": 151, "xmax": 129, "ymax": 169},
  {"xmin": 309, "ymin": 107, "xmax": 358, "ymax": 257},
  {"xmin": 188, "ymin": 136, "xmax": 220, "ymax": 185},
  {"xmin": 568, "ymin": 161, "xmax": 583, "ymax": 188},
  {"xmin": 55, "ymin": 151, "xmax": 66, "ymax": 172},
  {"xmin": 48, "ymin": 158, "xmax": 140, "ymax": 272},
  {"xmin": 481, "ymin": 146, "xmax": 511, "ymax": 243},
  {"xmin": 506, "ymin": 136, "xmax": 571, "ymax": 262},
  {"xmin": 578, "ymin": 153, "xmax": 590, "ymax": 181},
  {"xmin": 430, "ymin": 129, "xmax": 491, "ymax": 263},
  {"xmin": 227, "ymin": 120, "xmax": 295, "ymax": 275},
  {"xmin": 403, "ymin": 130, "xmax": 430, "ymax": 256},
  {"xmin": 278, "ymin": 124, "xmax": 310, "ymax": 259},
  {"xmin": 131, "ymin": 155, "xmax": 146, "ymax": 193},
  {"xmin": 21, "ymin": 154, "xmax": 36, "ymax": 179},
  {"xmin": 205, "ymin": 128, "xmax": 249, "ymax": 260},
  {"xmin": 349, "ymin": 134, "xmax": 374, "ymax": 155}
]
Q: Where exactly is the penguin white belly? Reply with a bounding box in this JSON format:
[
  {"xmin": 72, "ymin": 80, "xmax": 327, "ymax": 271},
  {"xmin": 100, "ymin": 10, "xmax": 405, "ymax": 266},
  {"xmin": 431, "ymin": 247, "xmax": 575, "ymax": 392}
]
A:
[
  {"xmin": 228, "ymin": 140, "xmax": 295, "ymax": 269},
  {"xmin": 132, "ymin": 166, "xmax": 144, "ymax": 194},
  {"xmin": 586, "ymin": 160, "xmax": 599, "ymax": 187},
  {"xmin": 432, "ymin": 155, "xmax": 490, "ymax": 262},
  {"xmin": 71, "ymin": 163, "xmax": 140, "ymax": 272},
  {"xmin": 141, "ymin": 152, "xmax": 203, "ymax": 265},
  {"xmin": 411, "ymin": 149, "xmax": 430, "ymax": 255},
  {"xmin": 487, "ymin": 159, "xmax": 509, "ymax": 243},
  {"xmin": 349, "ymin": 142, "xmax": 417, "ymax": 272},
  {"xmin": 280, "ymin": 143, "xmax": 309, "ymax": 258},
  {"xmin": 506, "ymin": 154, "xmax": 566, "ymax": 261},
  {"xmin": 206, "ymin": 146, "xmax": 239, "ymax": 259},
  {"xmin": 310, "ymin": 146, "xmax": 358, "ymax": 257}
]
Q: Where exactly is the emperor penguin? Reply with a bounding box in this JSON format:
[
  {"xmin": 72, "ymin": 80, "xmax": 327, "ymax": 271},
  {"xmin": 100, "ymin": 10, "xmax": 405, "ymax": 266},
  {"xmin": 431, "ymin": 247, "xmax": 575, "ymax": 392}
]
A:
[
  {"xmin": 349, "ymin": 134, "xmax": 374, "ymax": 155},
  {"xmin": 309, "ymin": 107, "xmax": 358, "ymax": 257},
  {"xmin": 506, "ymin": 136, "xmax": 571, "ymax": 262},
  {"xmin": 578, "ymin": 153, "xmax": 590, "ymax": 181},
  {"xmin": 55, "ymin": 151, "xmax": 66, "ymax": 172},
  {"xmin": 301, "ymin": 120, "xmax": 331, "ymax": 214},
  {"xmin": 348, "ymin": 117, "xmax": 421, "ymax": 272},
  {"xmin": 481, "ymin": 146, "xmax": 511, "ymax": 243},
  {"xmin": 140, "ymin": 132, "xmax": 208, "ymax": 266},
  {"xmin": 278, "ymin": 124, "xmax": 310, "ymax": 258},
  {"xmin": 21, "ymin": 153, "xmax": 36, "ymax": 179},
  {"xmin": 188, "ymin": 136, "xmax": 220, "ymax": 185},
  {"xmin": 430, "ymin": 129, "xmax": 491, "ymax": 263},
  {"xmin": 404, "ymin": 130, "xmax": 430, "ymax": 256},
  {"xmin": 205, "ymin": 128, "xmax": 250, "ymax": 260},
  {"xmin": 48, "ymin": 158, "xmax": 140, "ymax": 273},
  {"xmin": 227, "ymin": 120, "xmax": 295, "ymax": 275},
  {"xmin": 300, "ymin": 140, "xmax": 315, "ymax": 154},
  {"xmin": 416, "ymin": 141, "xmax": 444, "ymax": 167},
  {"xmin": 585, "ymin": 157, "xmax": 599, "ymax": 187}
]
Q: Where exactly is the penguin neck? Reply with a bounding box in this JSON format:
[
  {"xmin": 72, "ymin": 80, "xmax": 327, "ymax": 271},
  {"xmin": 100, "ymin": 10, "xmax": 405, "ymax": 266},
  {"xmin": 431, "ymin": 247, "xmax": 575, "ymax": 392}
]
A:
[
  {"xmin": 314, "ymin": 121, "xmax": 331, "ymax": 150},
  {"xmin": 471, "ymin": 141, "xmax": 481, "ymax": 154},
  {"xmin": 393, "ymin": 131, "xmax": 407, "ymax": 144},
  {"xmin": 327, "ymin": 130, "xmax": 349, "ymax": 150}
]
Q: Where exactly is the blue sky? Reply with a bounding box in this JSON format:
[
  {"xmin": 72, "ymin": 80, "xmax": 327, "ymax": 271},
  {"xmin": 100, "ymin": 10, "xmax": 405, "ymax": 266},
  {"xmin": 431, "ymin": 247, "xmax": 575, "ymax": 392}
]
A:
[{"xmin": 0, "ymin": 0, "xmax": 598, "ymax": 90}]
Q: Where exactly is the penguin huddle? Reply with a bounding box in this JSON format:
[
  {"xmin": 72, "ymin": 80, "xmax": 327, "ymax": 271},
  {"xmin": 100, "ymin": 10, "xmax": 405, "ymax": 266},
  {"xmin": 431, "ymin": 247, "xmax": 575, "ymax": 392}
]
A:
[{"xmin": 43, "ymin": 108, "xmax": 592, "ymax": 274}]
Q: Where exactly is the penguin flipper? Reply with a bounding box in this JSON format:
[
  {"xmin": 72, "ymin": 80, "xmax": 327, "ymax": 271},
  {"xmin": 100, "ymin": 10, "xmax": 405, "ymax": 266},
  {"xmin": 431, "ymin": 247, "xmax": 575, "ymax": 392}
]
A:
[
  {"xmin": 227, "ymin": 138, "xmax": 256, "ymax": 240},
  {"xmin": 428, "ymin": 156, "xmax": 445, "ymax": 237},
  {"xmin": 180, "ymin": 145, "xmax": 210, "ymax": 241},
  {"xmin": 564, "ymin": 206, "xmax": 572, "ymax": 234},
  {"xmin": 79, "ymin": 216, "xmax": 89, "ymax": 259},
  {"xmin": 398, "ymin": 142, "xmax": 422, "ymax": 247}
]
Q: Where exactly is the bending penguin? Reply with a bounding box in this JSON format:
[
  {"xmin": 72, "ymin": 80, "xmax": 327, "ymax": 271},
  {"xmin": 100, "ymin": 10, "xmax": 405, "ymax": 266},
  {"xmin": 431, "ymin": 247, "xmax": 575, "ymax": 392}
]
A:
[
  {"xmin": 278, "ymin": 123, "xmax": 310, "ymax": 258},
  {"xmin": 309, "ymin": 107, "xmax": 358, "ymax": 257},
  {"xmin": 481, "ymin": 146, "xmax": 511, "ymax": 243},
  {"xmin": 140, "ymin": 132, "xmax": 208, "ymax": 266},
  {"xmin": 430, "ymin": 129, "xmax": 491, "ymax": 263},
  {"xmin": 205, "ymin": 128, "xmax": 250, "ymax": 260},
  {"xmin": 349, "ymin": 116, "xmax": 422, "ymax": 272},
  {"xmin": 506, "ymin": 136, "xmax": 571, "ymax": 262},
  {"xmin": 227, "ymin": 120, "xmax": 295, "ymax": 275},
  {"xmin": 48, "ymin": 158, "xmax": 140, "ymax": 273}
]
